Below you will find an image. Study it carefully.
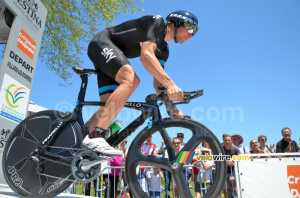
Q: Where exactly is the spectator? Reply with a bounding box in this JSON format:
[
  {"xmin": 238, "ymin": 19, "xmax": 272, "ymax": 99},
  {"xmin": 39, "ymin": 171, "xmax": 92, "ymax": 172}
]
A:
[
  {"xmin": 158, "ymin": 137, "xmax": 172, "ymax": 157},
  {"xmin": 222, "ymin": 135, "xmax": 240, "ymax": 198},
  {"xmin": 141, "ymin": 135, "xmax": 159, "ymax": 156},
  {"xmin": 147, "ymin": 167, "xmax": 164, "ymax": 198},
  {"xmin": 162, "ymin": 137, "xmax": 181, "ymax": 197},
  {"xmin": 257, "ymin": 135, "xmax": 274, "ymax": 153},
  {"xmin": 158, "ymin": 138, "xmax": 172, "ymax": 198},
  {"xmin": 276, "ymin": 127, "xmax": 300, "ymax": 153},
  {"xmin": 202, "ymin": 142, "xmax": 210, "ymax": 150},
  {"xmin": 221, "ymin": 133, "xmax": 228, "ymax": 146},
  {"xmin": 120, "ymin": 139, "xmax": 128, "ymax": 164},
  {"xmin": 177, "ymin": 132, "xmax": 185, "ymax": 146},
  {"xmin": 232, "ymin": 134, "xmax": 250, "ymax": 154},
  {"xmin": 176, "ymin": 133, "xmax": 192, "ymax": 184},
  {"xmin": 140, "ymin": 135, "xmax": 158, "ymax": 195},
  {"xmin": 164, "ymin": 137, "xmax": 181, "ymax": 198},
  {"xmin": 192, "ymin": 148, "xmax": 214, "ymax": 198},
  {"xmin": 191, "ymin": 142, "xmax": 211, "ymax": 190},
  {"xmin": 119, "ymin": 140, "xmax": 131, "ymax": 198},
  {"xmin": 104, "ymin": 146, "xmax": 123, "ymax": 198},
  {"xmin": 249, "ymin": 139, "xmax": 262, "ymax": 159}
]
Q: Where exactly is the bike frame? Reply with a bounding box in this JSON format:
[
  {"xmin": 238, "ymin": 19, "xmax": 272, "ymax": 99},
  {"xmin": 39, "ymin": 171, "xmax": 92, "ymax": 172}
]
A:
[{"xmin": 37, "ymin": 73, "xmax": 164, "ymax": 166}]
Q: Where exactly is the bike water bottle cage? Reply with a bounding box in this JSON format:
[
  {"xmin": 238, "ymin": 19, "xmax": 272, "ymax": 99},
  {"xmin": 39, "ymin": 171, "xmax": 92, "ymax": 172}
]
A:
[{"xmin": 89, "ymin": 127, "xmax": 106, "ymax": 138}]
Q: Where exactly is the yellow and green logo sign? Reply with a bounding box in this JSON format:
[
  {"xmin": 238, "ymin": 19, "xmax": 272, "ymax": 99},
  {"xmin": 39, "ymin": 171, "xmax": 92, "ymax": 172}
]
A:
[{"xmin": 4, "ymin": 84, "xmax": 26, "ymax": 108}]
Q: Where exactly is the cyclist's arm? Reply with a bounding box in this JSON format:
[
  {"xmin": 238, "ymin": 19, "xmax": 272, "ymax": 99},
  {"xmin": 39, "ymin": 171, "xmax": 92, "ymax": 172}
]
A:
[
  {"xmin": 141, "ymin": 42, "xmax": 183, "ymax": 101},
  {"xmin": 153, "ymin": 77, "xmax": 162, "ymax": 94},
  {"xmin": 141, "ymin": 42, "xmax": 174, "ymax": 88},
  {"xmin": 154, "ymin": 77, "xmax": 184, "ymax": 117}
]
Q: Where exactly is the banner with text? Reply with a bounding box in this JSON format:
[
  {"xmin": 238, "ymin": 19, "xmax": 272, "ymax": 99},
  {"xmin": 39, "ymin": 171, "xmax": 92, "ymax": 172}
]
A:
[{"xmin": 237, "ymin": 157, "xmax": 300, "ymax": 198}]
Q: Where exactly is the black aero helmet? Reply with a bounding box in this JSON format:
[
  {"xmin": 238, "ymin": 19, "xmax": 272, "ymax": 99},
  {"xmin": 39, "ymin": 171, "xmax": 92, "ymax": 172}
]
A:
[{"xmin": 166, "ymin": 10, "xmax": 198, "ymax": 37}]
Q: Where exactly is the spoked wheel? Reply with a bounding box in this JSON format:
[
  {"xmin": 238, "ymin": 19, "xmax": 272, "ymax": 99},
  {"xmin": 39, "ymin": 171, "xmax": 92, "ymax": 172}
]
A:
[
  {"xmin": 126, "ymin": 117, "xmax": 226, "ymax": 198},
  {"xmin": 2, "ymin": 110, "xmax": 84, "ymax": 198}
]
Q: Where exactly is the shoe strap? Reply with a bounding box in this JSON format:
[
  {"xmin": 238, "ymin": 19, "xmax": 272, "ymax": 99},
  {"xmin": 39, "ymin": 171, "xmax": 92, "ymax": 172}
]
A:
[{"xmin": 89, "ymin": 127, "xmax": 105, "ymax": 138}]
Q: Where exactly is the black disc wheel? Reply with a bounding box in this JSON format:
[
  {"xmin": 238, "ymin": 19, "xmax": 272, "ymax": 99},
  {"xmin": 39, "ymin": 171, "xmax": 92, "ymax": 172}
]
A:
[
  {"xmin": 71, "ymin": 150, "xmax": 101, "ymax": 183},
  {"xmin": 125, "ymin": 117, "xmax": 226, "ymax": 198},
  {"xmin": 2, "ymin": 110, "xmax": 84, "ymax": 198}
]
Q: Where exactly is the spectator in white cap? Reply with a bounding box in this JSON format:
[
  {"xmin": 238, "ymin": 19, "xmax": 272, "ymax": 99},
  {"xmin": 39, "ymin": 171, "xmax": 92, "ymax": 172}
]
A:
[
  {"xmin": 232, "ymin": 134, "xmax": 250, "ymax": 154},
  {"xmin": 192, "ymin": 147, "xmax": 214, "ymax": 198}
]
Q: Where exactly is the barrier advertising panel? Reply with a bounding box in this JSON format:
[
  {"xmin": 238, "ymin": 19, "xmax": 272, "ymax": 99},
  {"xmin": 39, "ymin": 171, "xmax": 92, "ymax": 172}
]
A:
[{"xmin": 237, "ymin": 157, "xmax": 300, "ymax": 198}]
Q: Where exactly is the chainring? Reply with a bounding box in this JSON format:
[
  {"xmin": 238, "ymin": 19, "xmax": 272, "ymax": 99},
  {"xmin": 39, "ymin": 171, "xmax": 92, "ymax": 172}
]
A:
[{"xmin": 71, "ymin": 150, "xmax": 101, "ymax": 183}]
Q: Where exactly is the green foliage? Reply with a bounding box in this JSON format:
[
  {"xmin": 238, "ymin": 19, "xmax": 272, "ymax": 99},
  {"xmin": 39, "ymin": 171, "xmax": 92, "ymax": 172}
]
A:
[{"xmin": 40, "ymin": 0, "xmax": 144, "ymax": 85}]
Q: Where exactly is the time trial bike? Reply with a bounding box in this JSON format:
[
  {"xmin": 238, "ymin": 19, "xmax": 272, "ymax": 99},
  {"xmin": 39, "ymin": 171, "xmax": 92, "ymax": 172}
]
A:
[{"xmin": 2, "ymin": 67, "xmax": 226, "ymax": 198}]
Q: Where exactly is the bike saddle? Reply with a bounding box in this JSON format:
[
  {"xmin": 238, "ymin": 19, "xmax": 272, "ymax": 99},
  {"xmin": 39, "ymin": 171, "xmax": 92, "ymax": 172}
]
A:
[{"xmin": 72, "ymin": 67, "xmax": 98, "ymax": 75}]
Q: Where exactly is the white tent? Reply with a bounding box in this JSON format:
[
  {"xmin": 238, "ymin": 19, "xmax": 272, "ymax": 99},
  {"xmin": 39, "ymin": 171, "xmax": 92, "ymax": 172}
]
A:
[{"xmin": 27, "ymin": 101, "xmax": 48, "ymax": 116}]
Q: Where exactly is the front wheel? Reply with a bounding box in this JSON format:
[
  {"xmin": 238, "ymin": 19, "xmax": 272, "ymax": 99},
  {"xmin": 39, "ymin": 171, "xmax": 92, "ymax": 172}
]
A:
[
  {"xmin": 2, "ymin": 110, "xmax": 84, "ymax": 198},
  {"xmin": 125, "ymin": 117, "xmax": 226, "ymax": 198}
]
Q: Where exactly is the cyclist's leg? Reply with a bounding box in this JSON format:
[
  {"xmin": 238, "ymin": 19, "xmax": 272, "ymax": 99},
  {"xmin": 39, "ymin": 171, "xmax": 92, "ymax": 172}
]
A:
[
  {"xmin": 83, "ymin": 29, "xmax": 139, "ymax": 155},
  {"xmin": 86, "ymin": 93, "xmax": 111, "ymax": 133},
  {"xmin": 95, "ymin": 65, "xmax": 139, "ymax": 129}
]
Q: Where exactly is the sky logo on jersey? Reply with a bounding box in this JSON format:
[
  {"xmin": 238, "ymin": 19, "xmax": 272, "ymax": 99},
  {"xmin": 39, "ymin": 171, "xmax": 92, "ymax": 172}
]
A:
[
  {"xmin": 176, "ymin": 151, "xmax": 195, "ymax": 163},
  {"xmin": 101, "ymin": 48, "xmax": 116, "ymax": 63},
  {"xmin": 4, "ymin": 84, "xmax": 27, "ymax": 108}
]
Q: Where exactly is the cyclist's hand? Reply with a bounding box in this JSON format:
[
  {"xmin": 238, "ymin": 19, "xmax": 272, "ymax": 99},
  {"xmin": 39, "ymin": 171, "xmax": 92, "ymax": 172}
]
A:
[
  {"xmin": 167, "ymin": 85, "xmax": 183, "ymax": 102},
  {"xmin": 172, "ymin": 105, "xmax": 184, "ymax": 117}
]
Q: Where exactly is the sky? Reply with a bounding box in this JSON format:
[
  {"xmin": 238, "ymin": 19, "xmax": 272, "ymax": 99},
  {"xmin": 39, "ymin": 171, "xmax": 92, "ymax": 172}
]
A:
[{"xmin": 2, "ymin": 0, "xmax": 300, "ymax": 149}]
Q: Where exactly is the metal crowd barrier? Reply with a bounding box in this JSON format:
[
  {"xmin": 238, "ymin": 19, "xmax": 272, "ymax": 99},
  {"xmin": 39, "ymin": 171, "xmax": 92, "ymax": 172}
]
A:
[{"xmin": 65, "ymin": 164, "xmax": 233, "ymax": 198}]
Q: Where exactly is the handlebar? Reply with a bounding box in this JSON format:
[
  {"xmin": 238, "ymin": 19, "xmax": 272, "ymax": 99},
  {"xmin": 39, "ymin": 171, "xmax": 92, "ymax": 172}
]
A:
[{"xmin": 156, "ymin": 85, "xmax": 203, "ymax": 117}]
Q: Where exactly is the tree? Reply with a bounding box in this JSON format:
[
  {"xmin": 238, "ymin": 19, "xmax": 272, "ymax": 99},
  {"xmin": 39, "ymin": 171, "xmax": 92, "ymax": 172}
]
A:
[{"xmin": 40, "ymin": 0, "xmax": 144, "ymax": 85}]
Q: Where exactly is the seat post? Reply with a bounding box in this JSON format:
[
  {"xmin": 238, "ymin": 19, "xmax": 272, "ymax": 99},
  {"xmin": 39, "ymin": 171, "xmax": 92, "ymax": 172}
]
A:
[
  {"xmin": 78, "ymin": 74, "xmax": 88, "ymax": 103},
  {"xmin": 75, "ymin": 74, "xmax": 88, "ymax": 114},
  {"xmin": 74, "ymin": 74, "xmax": 89, "ymax": 132}
]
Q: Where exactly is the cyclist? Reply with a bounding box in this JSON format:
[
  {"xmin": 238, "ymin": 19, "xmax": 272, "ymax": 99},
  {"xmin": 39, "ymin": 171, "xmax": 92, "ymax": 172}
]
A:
[{"xmin": 82, "ymin": 11, "xmax": 199, "ymax": 155}]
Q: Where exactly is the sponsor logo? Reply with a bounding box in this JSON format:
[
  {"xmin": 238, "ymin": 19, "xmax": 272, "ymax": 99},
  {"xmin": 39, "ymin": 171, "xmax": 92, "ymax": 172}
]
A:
[
  {"xmin": 0, "ymin": 74, "xmax": 29, "ymax": 123},
  {"xmin": 153, "ymin": 15, "xmax": 162, "ymax": 19},
  {"xmin": 287, "ymin": 165, "xmax": 300, "ymax": 197},
  {"xmin": 125, "ymin": 102, "xmax": 142, "ymax": 108},
  {"xmin": 42, "ymin": 121, "xmax": 63, "ymax": 145},
  {"xmin": 111, "ymin": 28, "xmax": 137, "ymax": 36},
  {"xmin": 4, "ymin": 84, "xmax": 27, "ymax": 108},
  {"xmin": 47, "ymin": 180, "xmax": 64, "ymax": 192},
  {"xmin": 0, "ymin": 129, "xmax": 12, "ymax": 149},
  {"xmin": 169, "ymin": 13, "xmax": 188, "ymax": 20},
  {"xmin": 7, "ymin": 166, "xmax": 23, "ymax": 187},
  {"xmin": 15, "ymin": 0, "xmax": 42, "ymax": 29},
  {"xmin": 101, "ymin": 48, "xmax": 116, "ymax": 63},
  {"xmin": 17, "ymin": 29, "xmax": 36, "ymax": 59}
]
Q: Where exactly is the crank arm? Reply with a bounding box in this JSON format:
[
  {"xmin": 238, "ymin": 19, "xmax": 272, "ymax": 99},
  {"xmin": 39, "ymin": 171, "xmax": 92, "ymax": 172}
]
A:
[{"xmin": 81, "ymin": 156, "xmax": 110, "ymax": 171}]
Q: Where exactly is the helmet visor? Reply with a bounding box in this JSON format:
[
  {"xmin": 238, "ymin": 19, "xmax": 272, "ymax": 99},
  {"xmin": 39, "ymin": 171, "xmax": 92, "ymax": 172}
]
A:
[{"xmin": 184, "ymin": 18, "xmax": 198, "ymax": 36}]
